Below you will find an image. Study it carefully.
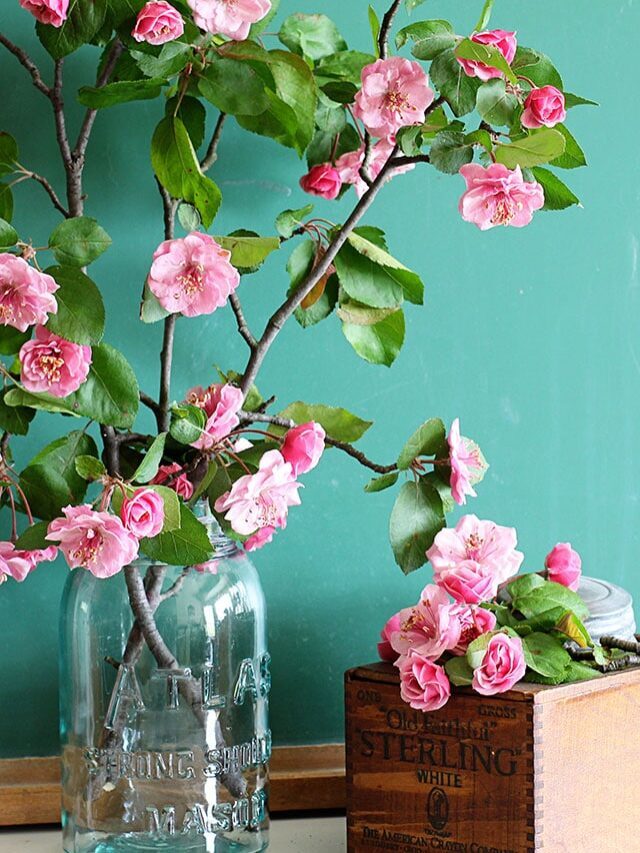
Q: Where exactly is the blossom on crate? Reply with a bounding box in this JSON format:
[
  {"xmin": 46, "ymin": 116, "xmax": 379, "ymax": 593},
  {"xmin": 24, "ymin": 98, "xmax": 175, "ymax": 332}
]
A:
[
  {"xmin": 47, "ymin": 505, "xmax": 139, "ymax": 579},
  {"xmin": 450, "ymin": 603, "xmax": 497, "ymax": 655},
  {"xmin": 397, "ymin": 652, "xmax": 451, "ymax": 712},
  {"xmin": 353, "ymin": 58, "xmax": 435, "ymax": 138},
  {"xmin": 378, "ymin": 611, "xmax": 402, "ymax": 662},
  {"xmin": 471, "ymin": 633, "xmax": 526, "ymax": 695},
  {"xmin": 545, "ymin": 542, "xmax": 582, "ymax": 592},
  {"xmin": 19, "ymin": 326, "xmax": 91, "ymax": 398},
  {"xmin": 151, "ymin": 463, "xmax": 194, "ymax": 500},
  {"xmin": 447, "ymin": 417, "xmax": 488, "ymax": 506},
  {"xmin": 0, "ymin": 254, "xmax": 58, "ymax": 332},
  {"xmin": 336, "ymin": 137, "xmax": 415, "ymax": 199},
  {"xmin": 120, "ymin": 488, "xmax": 165, "ymax": 539},
  {"xmin": 299, "ymin": 164, "xmax": 342, "ymax": 200},
  {"xmin": 390, "ymin": 584, "xmax": 462, "ymax": 659},
  {"xmin": 187, "ymin": 0, "xmax": 271, "ymax": 40},
  {"xmin": 18, "ymin": 0, "xmax": 68, "ymax": 27},
  {"xmin": 132, "ymin": 1, "xmax": 185, "ymax": 45},
  {"xmin": 458, "ymin": 164, "xmax": 545, "ymax": 230},
  {"xmin": 281, "ymin": 422, "xmax": 325, "ymax": 476},
  {"xmin": 244, "ymin": 525, "xmax": 276, "ymax": 552},
  {"xmin": 0, "ymin": 542, "xmax": 57, "ymax": 583},
  {"xmin": 214, "ymin": 449, "xmax": 302, "ymax": 537},
  {"xmin": 147, "ymin": 232, "xmax": 240, "ymax": 318},
  {"xmin": 185, "ymin": 382, "xmax": 244, "ymax": 451},
  {"xmin": 522, "ymin": 86, "xmax": 566, "ymax": 130},
  {"xmin": 428, "ymin": 514, "xmax": 524, "ymax": 601},
  {"xmin": 456, "ymin": 30, "xmax": 517, "ymax": 81}
]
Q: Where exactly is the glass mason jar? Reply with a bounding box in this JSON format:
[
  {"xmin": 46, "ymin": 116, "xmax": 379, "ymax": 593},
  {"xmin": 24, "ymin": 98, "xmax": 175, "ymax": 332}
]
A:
[{"xmin": 59, "ymin": 505, "xmax": 271, "ymax": 853}]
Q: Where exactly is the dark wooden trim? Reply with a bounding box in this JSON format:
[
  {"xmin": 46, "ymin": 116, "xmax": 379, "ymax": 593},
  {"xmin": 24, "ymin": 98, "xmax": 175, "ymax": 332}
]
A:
[{"xmin": 0, "ymin": 745, "xmax": 346, "ymax": 827}]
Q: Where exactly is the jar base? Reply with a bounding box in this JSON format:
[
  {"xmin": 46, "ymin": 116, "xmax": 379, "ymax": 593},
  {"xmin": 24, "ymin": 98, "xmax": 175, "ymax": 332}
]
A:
[{"xmin": 65, "ymin": 831, "xmax": 269, "ymax": 853}]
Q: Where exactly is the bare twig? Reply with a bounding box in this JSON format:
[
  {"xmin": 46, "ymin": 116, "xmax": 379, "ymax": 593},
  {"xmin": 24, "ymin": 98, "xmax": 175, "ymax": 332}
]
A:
[
  {"xmin": 0, "ymin": 32, "xmax": 51, "ymax": 97},
  {"xmin": 18, "ymin": 170, "xmax": 69, "ymax": 217},
  {"xmin": 600, "ymin": 636, "xmax": 640, "ymax": 655},
  {"xmin": 158, "ymin": 567, "xmax": 190, "ymax": 602},
  {"xmin": 73, "ymin": 39, "xmax": 123, "ymax": 163},
  {"xmin": 51, "ymin": 60, "xmax": 72, "ymax": 168},
  {"xmin": 200, "ymin": 112, "xmax": 227, "ymax": 173},
  {"xmin": 100, "ymin": 426, "xmax": 120, "ymax": 476},
  {"xmin": 229, "ymin": 292, "xmax": 257, "ymax": 350},
  {"xmin": 378, "ymin": 0, "xmax": 403, "ymax": 59},
  {"xmin": 392, "ymin": 153, "xmax": 431, "ymax": 168},
  {"xmin": 157, "ymin": 183, "xmax": 178, "ymax": 433},
  {"xmin": 139, "ymin": 390, "xmax": 161, "ymax": 416}
]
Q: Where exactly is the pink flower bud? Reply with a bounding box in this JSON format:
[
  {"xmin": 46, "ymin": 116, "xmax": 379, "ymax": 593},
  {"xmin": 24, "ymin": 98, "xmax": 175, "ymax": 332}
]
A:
[
  {"xmin": 522, "ymin": 86, "xmax": 566, "ymax": 129},
  {"xmin": 457, "ymin": 30, "xmax": 517, "ymax": 82},
  {"xmin": 545, "ymin": 542, "xmax": 582, "ymax": 592},
  {"xmin": 299, "ymin": 164, "xmax": 342, "ymax": 201},
  {"xmin": 472, "ymin": 633, "xmax": 526, "ymax": 695},
  {"xmin": 151, "ymin": 463, "xmax": 194, "ymax": 501},
  {"xmin": 132, "ymin": 1, "xmax": 184, "ymax": 45},
  {"xmin": 121, "ymin": 488, "xmax": 165, "ymax": 539},
  {"xmin": 19, "ymin": 0, "xmax": 68, "ymax": 27},
  {"xmin": 281, "ymin": 422, "xmax": 325, "ymax": 476},
  {"xmin": 397, "ymin": 653, "xmax": 451, "ymax": 712}
]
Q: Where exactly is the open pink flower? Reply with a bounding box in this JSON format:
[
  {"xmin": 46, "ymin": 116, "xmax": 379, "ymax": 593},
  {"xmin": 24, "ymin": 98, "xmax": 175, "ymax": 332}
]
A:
[
  {"xmin": 19, "ymin": 326, "xmax": 91, "ymax": 398},
  {"xmin": 187, "ymin": 0, "xmax": 271, "ymax": 40},
  {"xmin": 121, "ymin": 488, "xmax": 165, "ymax": 539},
  {"xmin": 545, "ymin": 542, "xmax": 582, "ymax": 592},
  {"xmin": 151, "ymin": 463, "xmax": 194, "ymax": 501},
  {"xmin": 459, "ymin": 163, "xmax": 544, "ymax": 230},
  {"xmin": 378, "ymin": 612, "xmax": 402, "ymax": 662},
  {"xmin": 435, "ymin": 560, "xmax": 501, "ymax": 604},
  {"xmin": 185, "ymin": 382, "xmax": 244, "ymax": 451},
  {"xmin": 215, "ymin": 449, "xmax": 302, "ymax": 537},
  {"xmin": 397, "ymin": 653, "xmax": 451, "ymax": 712},
  {"xmin": 19, "ymin": 0, "xmax": 68, "ymax": 27},
  {"xmin": 300, "ymin": 164, "xmax": 342, "ymax": 200},
  {"xmin": 354, "ymin": 58, "xmax": 434, "ymax": 138},
  {"xmin": 0, "ymin": 542, "xmax": 57, "ymax": 583},
  {"xmin": 47, "ymin": 505, "xmax": 139, "ymax": 579},
  {"xmin": 132, "ymin": 1, "xmax": 184, "ymax": 45},
  {"xmin": 428, "ymin": 514, "xmax": 524, "ymax": 591},
  {"xmin": 0, "ymin": 254, "xmax": 58, "ymax": 332},
  {"xmin": 522, "ymin": 86, "xmax": 566, "ymax": 129},
  {"xmin": 450, "ymin": 604, "xmax": 497, "ymax": 655},
  {"xmin": 390, "ymin": 584, "xmax": 462, "ymax": 660},
  {"xmin": 472, "ymin": 633, "xmax": 526, "ymax": 695},
  {"xmin": 244, "ymin": 525, "xmax": 276, "ymax": 552},
  {"xmin": 336, "ymin": 137, "xmax": 414, "ymax": 199},
  {"xmin": 281, "ymin": 422, "xmax": 325, "ymax": 476},
  {"xmin": 448, "ymin": 418, "xmax": 487, "ymax": 506},
  {"xmin": 457, "ymin": 30, "xmax": 517, "ymax": 81},
  {"xmin": 148, "ymin": 232, "xmax": 240, "ymax": 318}
]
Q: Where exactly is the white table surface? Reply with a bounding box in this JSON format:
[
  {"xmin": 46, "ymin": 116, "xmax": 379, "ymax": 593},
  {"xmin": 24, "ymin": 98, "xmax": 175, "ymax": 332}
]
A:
[{"xmin": 0, "ymin": 816, "xmax": 347, "ymax": 852}]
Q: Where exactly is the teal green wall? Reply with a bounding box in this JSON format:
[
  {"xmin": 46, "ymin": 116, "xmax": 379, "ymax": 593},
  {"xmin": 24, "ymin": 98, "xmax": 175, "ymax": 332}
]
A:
[{"xmin": 0, "ymin": 1, "xmax": 633, "ymax": 755}]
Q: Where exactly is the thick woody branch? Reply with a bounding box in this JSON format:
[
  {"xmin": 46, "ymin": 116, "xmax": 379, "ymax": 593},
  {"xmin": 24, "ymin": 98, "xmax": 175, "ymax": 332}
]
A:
[
  {"xmin": 378, "ymin": 0, "xmax": 403, "ymax": 60},
  {"xmin": 0, "ymin": 32, "xmax": 51, "ymax": 97},
  {"xmin": 200, "ymin": 112, "xmax": 227, "ymax": 173},
  {"xmin": 229, "ymin": 292, "xmax": 257, "ymax": 350},
  {"xmin": 100, "ymin": 426, "xmax": 120, "ymax": 476},
  {"xmin": 157, "ymin": 183, "xmax": 178, "ymax": 433},
  {"xmin": 392, "ymin": 153, "xmax": 430, "ymax": 168}
]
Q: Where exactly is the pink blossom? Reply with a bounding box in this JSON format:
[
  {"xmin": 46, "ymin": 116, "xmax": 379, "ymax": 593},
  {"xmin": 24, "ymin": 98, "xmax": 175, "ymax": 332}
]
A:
[
  {"xmin": 19, "ymin": 0, "xmax": 68, "ymax": 27},
  {"xmin": 472, "ymin": 633, "xmax": 526, "ymax": 695},
  {"xmin": 397, "ymin": 653, "xmax": 451, "ymax": 712},
  {"xmin": 545, "ymin": 542, "xmax": 582, "ymax": 592},
  {"xmin": 244, "ymin": 526, "xmax": 276, "ymax": 552},
  {"xmin": 187, "ymin": 0, "xmax": 271, "ymax": 40},
  {"xmin": 336, "ymin": 137, "xmax": 414, "ymax": 199},
  {"xmin": 281, "ymin": 422, "xmax": 325, "ymax": 476},
  {"xmin": 19, "ymin": 326, "xmax": 91, "ymax": 398},
  {"xmin": 457, "ymin": 30, "xmax": 517, "ymax": 82},
  {"xmin": 0, "ymin": 542, "xmax": 57, "ymax": 583},
  {"xmin": 121, "ymin": 488, "xmax": 165, "ymax": 539},
  {"xmin": 299, "ymin": 164, "xmax": 342, "ymax": 200},
  {"xmin": 390, "ymin": 584, "xmax": 462, "ymax": 659},
  {"xmin": 132, "ymin": 1, "xmax": 184, "ymax": 45},
  {"xmin": 428, "ymin": 514, "xmax": 524, "ymax": 595},
  {"xmin": 378, "ymin": 612, "xmax": 402, "ymax": 662},
  {"xmin": 353, "ymin": 58, "xmax": 435, "ymax": 138},
  {"xmin": 522, "ymin": 86, "xmax": 566, "ymax": 130},
  {"xmin": 47, "ymin": 505, "xmax": 139, "ymax": 579},
  {"xmin": 147, "ymin": 232, "xmax": 240, "ymax": 318},
  {"xmin": 215, "ymin": 449, "xmax": 302, "ymax": 537},
  {"xmin": 0, "ymin": 254, "xmax": 58, "ymax": 332},
  {"xmin": 151, "ymin": 463, "xmax": 194, "ymax": 501},
  {"xmin": 459, "ymin": 163, "xmax": 545, "ymax": 230},
  {"xmin": 185, "ymin": 382, "xmax": 244, "ymax": 451},
  {"xmin": 447, "ymin": 418, "xmax": 487, "ymax": 506},
  {"xmin": 450, "ymin": 604, "xmax": 497, "ymax": 654}
]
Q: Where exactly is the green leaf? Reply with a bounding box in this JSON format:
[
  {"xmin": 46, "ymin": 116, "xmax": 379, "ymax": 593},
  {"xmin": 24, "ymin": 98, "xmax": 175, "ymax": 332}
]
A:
[
  {"xmin": 429, "ymin": 130, "xmax": 474, "ymax": 174},
  {"xmin": 148, "ymin": 485, "xmax": 181, "ymax": 533},
  {"xmin": 287, "ymin": 241, "xmax": 338, "ymax": 328},
  {"xmin": 75, "ymin": 455, "xmax": 107, "ymax": 481},
  {"xmin": 0, "ymin": 388, "xmax": 34, "ymax": 436},
  {"xmin": 140, "ymin": 502, "xmax": 213, "ymax": 566},
  {"xmin": 151, "ymin": 116, "xmax": 222, "ymax": 228},
  {"xmin": 368, "ymin": 6, "xmax": 381, "ymax": 56},
  {"xmin": 475, "ymin": 0, "xmax": 495, "ymax": 31},
  {"xmin": 315, "ymin": 92, "xmax": 347, "ymax": 134},
  {"xmin": 132, "ymin": 433, "xmax": 167, "ymax": 483},
  {"xmin": 530, "ymin": 166, "xmax": 579, "ymax": 211},
  {"xmin": 476, "ymin": 79, "xmax": 518, "ymax": 127},
  {"xmin": 335, "ymin": 242, "xmax": 402, "ymax": 309},
  {"xmin": 0, "ymin": 184, "xmax": 14, "ymax": 222},
  {"xmin": 140, "ymin": 283, "xmax": 170, "ymax": 324},
  {"xmin": 337, "ymin": 301, "xmax": 400, "ymax": 326},
  {"xmin": 405, "ymin": 0, "xmax": 428, "ymax": 11},
  {"xmin": 430, "ymin": 48, "xmax": 481, "ymax": 117},
  {"xmin": 345, "ymin": 232, "xmax": 423, "ymax": 304},
  {"xmin": 522, "ymin": 632, "xmax": 571, "ymax": 679},
  {"xmin": 279, "ymin": 401, "xmax": 372, "ymax": 443},
  {"xmin": 342, "ymin": 310, "xmax": 405, "ymax": 367},
  {"xmin": 555, "ymin": 611, "xmax": 592, "ymax": 648},
  {"xmin": 15, "ymin": 520, "xmax": 50, "ymax": 551},
  {"xmin": 507, "ymin": 572, "xmax": 546, "ymax": 599},
  {"xmin": 512, "ymin": 47, "xmax": 563, "ymax": 89},
  {"xmin": 563, "ymin": 661, "xmax": 601, "ymax": 683},
  {"xmin": 48, "ymin": 217, "xmax": 112, "ymax": 267},
  {"xmin": 177, "ymin": 203, "xmax": 201, "ymax": 232},
  {"xmin": 445, "ymin": 656, "xmax": 474, "ymax": 686},
  {"xmin": 454, "ymin": 38, "xmax": 516, "ymax": 84},
  {"xmin": 389, "ymin": 479, "xmax": 445, "ymax": 574},
  {"xmin": 216, "ymin": 234, "xmax": 279, "ymax": 271},
  {"xmin": 466, "ymin": 632, "xmax": 494, "ymax": 669},
  {"xmin": 0, "ymin": 218, "xmax": 18, "ymax": 250},
  {"xmin": 0, "ymin": 133, "xmax": 18, "ymax": 177},
  {"xmin": 131, "ymin": 42, "xmax": 191, "ymax": 78},
  {"xmin": 395, "ymin": 20, "xmax": 456, "ymax": 60},
  {"xmin": 315, "ymin": 51, "xmax": 376, "ymax": 86},
  {"xmin": 276, "ymin": 204, "xmax": 313, "ymax": 239},
  {"xmin": 249, "ymin": 0, "xmax": 280, "ymax": 36},
  {"xmin": 0, "ymin": 327, "xmax": 29, "ymax": 355},
  {"xmin": 170, "ymin": 403, "xmax": 206, "ymax": 445},
  {"xmin": 77, "ymin": 77, "xmax": 166, "ymax": 109},
  {"xmin": 397, "ymin": 418, "xmax": 446, "ymax": 470},
  {"xmin": 365, "ymin": 471, "xmax": 399, "ymax": 493},
  {"xmin": 513, "ymin": 580, "xmax": 589, "ymax": 622},
  {"xmin": 171, "ymin": 95, "xmax": 206, "ymax": 149},
  {"xmin": 549, "ymin": 124, "xmax": 587, "ymax": 170},
  {"xmin": 564, "ymin": 92, "xmax": 598, "ymax": 109},
  {"xmin": 198, "ymin": 57, "xmax": 269, "ymax": 117},
  {"xmin": 43, "ymin": 266, "xmax": 106, "ymax": 345},
  {"xmin": 37, "ymin": 0, "xmax": 108, "ymax": 59},
  {"xmin": 495, "ymin": 129, "xmax": 566, "ymax": 169},
  {"xmin": 279, "ymin": 13, "xmax": 347, "ymax": 61}
]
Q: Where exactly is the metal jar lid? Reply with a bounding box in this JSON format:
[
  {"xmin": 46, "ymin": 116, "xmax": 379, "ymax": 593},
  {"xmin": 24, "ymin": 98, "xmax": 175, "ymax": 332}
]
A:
[{"xmin": 580, "ymin": 576, "xmax": 637, "ymax": 641}]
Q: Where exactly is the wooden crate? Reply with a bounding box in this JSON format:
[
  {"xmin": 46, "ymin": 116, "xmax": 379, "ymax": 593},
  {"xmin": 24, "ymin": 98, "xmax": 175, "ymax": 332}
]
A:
[{"xmin": 345, "ymin": 662, "xmax": 640, "ymax": 852}]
